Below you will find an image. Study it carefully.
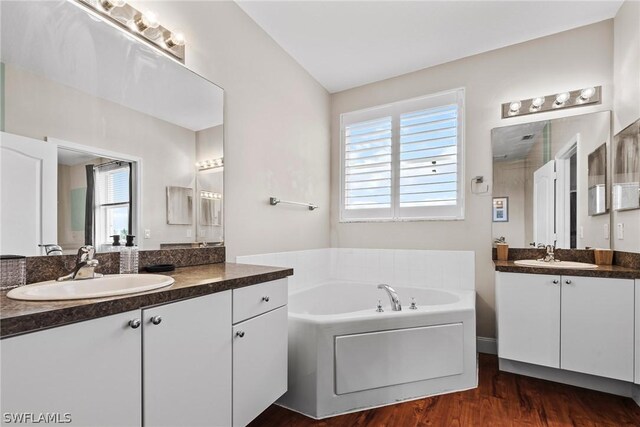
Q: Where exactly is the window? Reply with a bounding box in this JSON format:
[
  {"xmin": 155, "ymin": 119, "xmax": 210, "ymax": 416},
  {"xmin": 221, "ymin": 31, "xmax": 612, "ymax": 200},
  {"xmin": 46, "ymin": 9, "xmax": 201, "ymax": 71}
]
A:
[
  {"xmin": 95, "ymin": 162, "xmax": 131, "ymax": 246},
  {"xmin": 340, "ymin": 88, "xmax": 464, "ymax": 222}
]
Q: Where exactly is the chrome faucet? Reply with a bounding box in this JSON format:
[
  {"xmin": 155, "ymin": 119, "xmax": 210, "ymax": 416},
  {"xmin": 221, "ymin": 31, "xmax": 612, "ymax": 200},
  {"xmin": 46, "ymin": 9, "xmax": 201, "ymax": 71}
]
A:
[
  {"xmin": 57, "ymin": 246, "xmax": 103, "ymax": 281},
  {"xmin": 539, "ymin": 242, "xmax": 559, "ymax": 263},
  {"xmin": 378, "ymin": 284, "xmax": 401, "ymax": 311}
]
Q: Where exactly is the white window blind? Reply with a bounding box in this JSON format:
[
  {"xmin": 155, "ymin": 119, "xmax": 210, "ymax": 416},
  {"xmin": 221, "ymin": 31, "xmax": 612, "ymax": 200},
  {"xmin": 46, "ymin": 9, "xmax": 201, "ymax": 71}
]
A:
[
  {"xmin": 340, "ymin": 89, "xmax": 464, "ymax": 221},
  {"xmin": 95, "ymin": 163, "xmax": 131, "ymax": 247}
]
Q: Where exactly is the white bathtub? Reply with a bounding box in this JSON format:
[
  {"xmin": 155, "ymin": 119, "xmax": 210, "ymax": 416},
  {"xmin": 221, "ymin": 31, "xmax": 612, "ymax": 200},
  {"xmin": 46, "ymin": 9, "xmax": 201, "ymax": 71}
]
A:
[{"xmin": 277, "ymin": 281, "xmax": 477, "ymax": 419}]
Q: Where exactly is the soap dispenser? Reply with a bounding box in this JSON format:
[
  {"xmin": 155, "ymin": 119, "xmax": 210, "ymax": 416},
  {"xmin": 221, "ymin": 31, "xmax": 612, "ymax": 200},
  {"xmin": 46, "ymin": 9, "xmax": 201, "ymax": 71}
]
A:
[
  {"xmin": 110, "ymin": 235, "xmax": 122, "ymax": 252},
  {"xmin": 119, "ymin": 235, "xmax": 139, "ymax": 274}
]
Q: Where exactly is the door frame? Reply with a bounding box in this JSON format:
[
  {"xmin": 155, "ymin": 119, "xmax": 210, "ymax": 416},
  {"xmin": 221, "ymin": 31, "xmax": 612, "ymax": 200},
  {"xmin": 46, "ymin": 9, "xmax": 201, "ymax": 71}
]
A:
[
  {"xmin": 555, "ymin": 134, "xmax": 579, "ymax": 248},
  {"xmin": 47, "ymin": 137, "xmax": 143, "ymax": 250}
]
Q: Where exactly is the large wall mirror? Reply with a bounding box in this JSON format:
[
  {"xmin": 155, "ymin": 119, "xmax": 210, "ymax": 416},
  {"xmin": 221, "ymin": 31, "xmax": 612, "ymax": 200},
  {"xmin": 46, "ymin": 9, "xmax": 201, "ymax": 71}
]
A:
[
  {"xmin": 491, "ymin": 111, "xmax": 611, "ymax": 249},
  {"xmin": 0, "ymin": 0, "xmax": 224, "ymax": 255}
]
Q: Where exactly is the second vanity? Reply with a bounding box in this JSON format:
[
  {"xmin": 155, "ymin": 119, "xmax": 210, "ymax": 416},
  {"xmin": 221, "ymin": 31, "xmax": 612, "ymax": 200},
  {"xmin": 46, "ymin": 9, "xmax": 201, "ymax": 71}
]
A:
[
  {"xmin": 494, "ymin": 256, "xmax": 640, "ymax": 399},
  {"xmin": 0, "ymin": 262, "xmax": 293, "ymax": 427}
]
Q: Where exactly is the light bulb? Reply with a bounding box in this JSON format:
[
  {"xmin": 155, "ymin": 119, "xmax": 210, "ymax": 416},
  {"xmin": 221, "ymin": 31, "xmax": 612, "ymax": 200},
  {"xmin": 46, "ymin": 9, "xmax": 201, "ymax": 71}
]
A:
[
  {"xmin": 133, "ymin": 11, "xmax": 159, "ymax": 32},
  {"xmin": 100, "ymin": 0, "xmax": 125, "ymax": 11},
  {"xmin": 531, "ymin": 97, "xmax": 545, "ymax": 108},
  {"xmin": 554, "ymin": 92, "xmax": 571, "ymax": 107},
  {"xmin": 509, "ymin": 101, "xmax": 521, "ymax": 113},
  {"xmin": 579, "ymin": 87, "xmax": 596, "ymax": 101},
  {"xmin": 165, "ymin": 32, "xmax": 185, "ymax": 48},
  {"xmin": 144, "ymin": 11, "xmax": 159, "ymax": 29}
]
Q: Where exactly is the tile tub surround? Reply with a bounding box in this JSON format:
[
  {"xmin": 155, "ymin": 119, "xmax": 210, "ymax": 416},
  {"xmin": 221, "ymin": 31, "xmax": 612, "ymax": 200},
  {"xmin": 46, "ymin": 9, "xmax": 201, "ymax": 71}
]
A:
[
  {"xmin": 237, "ymin": 248, "xmax": 475, "ymax": 292},
  {"xmin": 0, "ymin": 262, "xmax": 293, "ymax": 338},
  {"xmin": 25, "ymin": 246, "xmax": 225, "ymax": 284}
]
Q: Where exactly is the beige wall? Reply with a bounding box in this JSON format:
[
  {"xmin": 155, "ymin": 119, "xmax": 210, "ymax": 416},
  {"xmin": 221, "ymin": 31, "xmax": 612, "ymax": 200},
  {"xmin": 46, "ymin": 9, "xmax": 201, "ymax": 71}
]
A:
[
  {"xmin": 331, "ymin": 21, "xmax": 614, "ymax": 338},
  {"xmin": 613, "ymin": 0, "xmax": 640, "ymax": 253},
  {"xmin": 4, "ymin": 65, "xmax": 197, "ymax": 249},
  {"xmin": 136, "ymin": 1, "xmax": 331, "ymax": 260}
]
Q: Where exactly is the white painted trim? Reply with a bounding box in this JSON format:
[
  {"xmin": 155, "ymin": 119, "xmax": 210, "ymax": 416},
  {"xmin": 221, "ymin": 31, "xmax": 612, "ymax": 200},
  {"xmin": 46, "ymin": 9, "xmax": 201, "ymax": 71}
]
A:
[
  {"xmin": 499, "ymin": 357, "xmax": 635, "ymax": 399},
  {"xmin": 554, "ymin": 134, "xmax": 579, "ymax": 248},
  {"xmin": 46, "ymin": 137, "xmax": 143, "ymax": 249},
  {"xmin": 476, "ymin": 337, "xmax": 497, "ymax": 355}
]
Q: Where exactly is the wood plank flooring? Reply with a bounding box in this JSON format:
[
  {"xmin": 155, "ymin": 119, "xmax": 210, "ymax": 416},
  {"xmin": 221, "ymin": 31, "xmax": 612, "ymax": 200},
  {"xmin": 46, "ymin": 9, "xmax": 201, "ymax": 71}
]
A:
[{"xmin": 249, "ymin": 354, "xmax": 640, "ymax": 426}]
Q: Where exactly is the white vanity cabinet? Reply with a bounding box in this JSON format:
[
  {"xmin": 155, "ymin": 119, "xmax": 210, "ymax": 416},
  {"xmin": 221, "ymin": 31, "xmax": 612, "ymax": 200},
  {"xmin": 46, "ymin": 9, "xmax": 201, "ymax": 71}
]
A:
[
  {"xmin": 496, "ymin": 272, "xmax": 635, "ymax": 382},
  {"xmin": 143, "ymin": 292, "xmax": 232, "ymax": 427},
  {"xmin": 232, "ymin": 279, "xmax": 288, "ymax": 427},
  {"xmin": 496, "ymin": 272, "xmax": 561, "ymax": 368},
  {"xmin": 0, "ymin": 310, "xmax": 143, "ymax": 426}
]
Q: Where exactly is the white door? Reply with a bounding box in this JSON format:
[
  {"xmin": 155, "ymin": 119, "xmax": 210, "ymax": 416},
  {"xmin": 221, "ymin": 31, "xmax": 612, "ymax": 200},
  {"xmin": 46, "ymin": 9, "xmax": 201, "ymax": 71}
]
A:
[
  {"xmin": 561, "ymin": 276, "xmax": 634, "ymax": 381},
  {"xmin": 533, "ymin": 160, "xmax": 556, "ymax": 246},
  {"xmin": 233, "ymin": 306, "xmax": 288, "ymax": 427},
  {"xmin": 142, "ymin": 291, "xmax": 232, "ymax": 427},
  {"xmin": 1, "ymin": 310, "xmax": 142, "ymax": 426},
  {"xmin": 496, "ymin": 272, "xmax": 561, "ymax": 368},
  {"xmin": 0, "ymin": 132, "xmax": 57, "ymax": 256}
]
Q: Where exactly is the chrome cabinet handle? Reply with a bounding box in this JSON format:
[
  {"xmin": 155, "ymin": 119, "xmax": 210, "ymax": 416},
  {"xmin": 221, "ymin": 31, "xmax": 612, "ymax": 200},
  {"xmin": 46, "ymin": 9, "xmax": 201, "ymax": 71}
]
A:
[
  {"xmin": 236, "ymin": 331, "xmax": 245, "ymax": 338},
  {"xmin": 565, "ymin": 279, "xmax": 572, "ymax": 285},
  {"xmin": 552, "ymin": 279, "xmax": 559, "ymax": 284},
  {"xmin": 262, "ymin": 296, "xmax": 270, "ymax": 302},
  {"xmin": 150, "ymin": 316, "xmax": 162, "ymax": 325},
  {"xmin": 129, "ymin": 319, "xmax": 141, "ymax": 329}
]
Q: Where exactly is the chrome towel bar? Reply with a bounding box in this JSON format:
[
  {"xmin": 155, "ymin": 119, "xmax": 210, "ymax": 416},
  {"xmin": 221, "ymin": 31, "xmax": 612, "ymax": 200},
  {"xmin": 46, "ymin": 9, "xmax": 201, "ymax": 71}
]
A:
[{"xmin": 269, "ymin": 197, "xmax": 318, "ymax": 211}]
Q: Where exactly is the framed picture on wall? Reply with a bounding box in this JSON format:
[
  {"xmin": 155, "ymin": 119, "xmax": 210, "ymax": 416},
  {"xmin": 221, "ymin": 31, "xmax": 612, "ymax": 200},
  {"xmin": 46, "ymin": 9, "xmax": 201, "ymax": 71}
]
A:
[{"xmin": 492, "ymin": 197, "xmax": 509, "ymax": 222}]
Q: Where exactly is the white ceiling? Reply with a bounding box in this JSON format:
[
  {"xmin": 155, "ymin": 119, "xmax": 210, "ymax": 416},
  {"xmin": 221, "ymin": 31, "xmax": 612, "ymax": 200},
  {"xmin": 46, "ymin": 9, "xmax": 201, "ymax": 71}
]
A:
[
  {"xmin": 237, "ymin": 0, "xmax": 623, "ymax": 93},
  {"xmin": 1, "ymin": 1, "xmax": 223, "ymax": 131}
]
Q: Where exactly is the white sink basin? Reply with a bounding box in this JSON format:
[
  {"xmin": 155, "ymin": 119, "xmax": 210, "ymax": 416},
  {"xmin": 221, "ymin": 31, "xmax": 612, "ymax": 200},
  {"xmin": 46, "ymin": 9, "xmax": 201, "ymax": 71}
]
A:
[
  {"xmin": 7, "ymin": 274, "xmax": 175, "ymax": 301},
  {"xmin": 514, "ymin": 259, "xmax": 598, "ymax": 270}
]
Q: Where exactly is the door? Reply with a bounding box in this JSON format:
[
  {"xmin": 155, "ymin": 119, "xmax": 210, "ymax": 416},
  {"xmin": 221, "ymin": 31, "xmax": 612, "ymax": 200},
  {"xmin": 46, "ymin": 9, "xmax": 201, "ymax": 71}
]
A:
[
  {"xmin": 496, "ymin": 272, "xmax": 561, "ymax": 368},
  {"xmin": 561, "ymin": 276, "xmax": 634, "ymax": 381},
  {"xmin": 0, "ymin": 132, "xmax": 57, "ymax": 256},
  {"xmin": 233, "ymin": 306, "xmax": 288, "ymax": 427},
  {"xmin": 0, "ymin": 310, "xmax": 142, "ymax": 426},
  {"xmin": 142, "ymin": 291, "xmax": 232, "ymax": 427},
  {"xmin": 533, "ymin": 160, "xmax": 555, "ymax": 246}
]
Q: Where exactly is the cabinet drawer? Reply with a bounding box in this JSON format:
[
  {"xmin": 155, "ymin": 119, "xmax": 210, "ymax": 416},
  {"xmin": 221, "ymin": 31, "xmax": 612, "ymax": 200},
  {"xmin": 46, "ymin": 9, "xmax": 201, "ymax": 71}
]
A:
[{"xmin": 233, "ymin": 278, "xmax": 287, "ymax": 324}]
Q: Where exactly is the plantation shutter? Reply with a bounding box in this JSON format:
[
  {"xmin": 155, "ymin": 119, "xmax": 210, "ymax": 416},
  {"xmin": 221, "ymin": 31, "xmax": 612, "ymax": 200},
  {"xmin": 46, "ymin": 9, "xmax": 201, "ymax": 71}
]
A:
[{"xmin": 340, "ymin": 88, "xmax": 464, "ymax": 221}]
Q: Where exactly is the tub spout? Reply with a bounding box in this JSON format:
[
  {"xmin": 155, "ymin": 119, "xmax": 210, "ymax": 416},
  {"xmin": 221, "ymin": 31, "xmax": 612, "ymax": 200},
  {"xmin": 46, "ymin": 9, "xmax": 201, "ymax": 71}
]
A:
[{"xmin": 378, "ymin": 284, "xmax": 401, "ymax": 311}]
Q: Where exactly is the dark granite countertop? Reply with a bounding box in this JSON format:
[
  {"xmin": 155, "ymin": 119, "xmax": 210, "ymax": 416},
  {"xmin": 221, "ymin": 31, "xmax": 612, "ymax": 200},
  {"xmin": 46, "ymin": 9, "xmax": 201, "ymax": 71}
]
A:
[
  {"xmin": 0, "ymin": 263, "xmax": 293, "ymax": 338},
  {"xmin": 494, "ymin": 260, "xmax": 640, "ymax": 279}
]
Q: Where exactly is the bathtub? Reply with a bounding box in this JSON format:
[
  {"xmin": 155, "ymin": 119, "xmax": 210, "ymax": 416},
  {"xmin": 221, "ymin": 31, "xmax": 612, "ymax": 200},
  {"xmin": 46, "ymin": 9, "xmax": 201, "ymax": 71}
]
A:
[{"xmin": 277, "ymin": 281, "xmax": 477, "ymax": 419}]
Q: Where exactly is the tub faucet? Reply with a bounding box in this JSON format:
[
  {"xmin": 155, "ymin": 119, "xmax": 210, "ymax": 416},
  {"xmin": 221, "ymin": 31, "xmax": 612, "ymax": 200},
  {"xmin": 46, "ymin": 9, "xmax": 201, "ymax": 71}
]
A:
[
  {"xmin": 57, "ymin": 246, "xmax": 103, "ymax": 281},
  {"xmin": 378, "ymin": 284, "xmax": 401, "ymax": 311}
]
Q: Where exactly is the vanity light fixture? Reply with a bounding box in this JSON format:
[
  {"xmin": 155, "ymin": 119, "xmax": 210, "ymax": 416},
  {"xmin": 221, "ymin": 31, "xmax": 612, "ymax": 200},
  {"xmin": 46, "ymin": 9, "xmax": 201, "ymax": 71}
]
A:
[
  {"xmin": 501, "ymin": 86, "xmax": 601, "ymax": 119},
  {"xmin": 196, "ymin": 157, "xmax": 224, "ymax": 171},
  {"xmin": 74, "ymin": 0, "xmax": 185, "ymax": 63},
  {"xmin": 200, "ymin": 191, "xmax": 222, "ymax": 200},
  {"xmin": 99, "ymin": 0, "xmax": 125, "ymax": 12}
]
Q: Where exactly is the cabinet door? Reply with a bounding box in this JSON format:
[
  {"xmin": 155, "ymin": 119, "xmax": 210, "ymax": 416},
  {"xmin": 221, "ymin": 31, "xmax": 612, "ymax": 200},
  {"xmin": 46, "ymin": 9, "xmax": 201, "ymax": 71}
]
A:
[
  {"xmin": 143, "ymin": 291, "xmax": 232, "ymax": 427},
  {"xmin": 561, "ymin": 276, "xmax": 634, "ymax": 381},
  {"xmin": 496, "ymin": 272, "xmax": 561, "ymax": 368},
  {"xmin": 233, "ymin": 306, "xmax": 287, "ymax": 427},
  {"xmin": 0, "ymin": 310, "xmax": 141, "ymax": 426}
]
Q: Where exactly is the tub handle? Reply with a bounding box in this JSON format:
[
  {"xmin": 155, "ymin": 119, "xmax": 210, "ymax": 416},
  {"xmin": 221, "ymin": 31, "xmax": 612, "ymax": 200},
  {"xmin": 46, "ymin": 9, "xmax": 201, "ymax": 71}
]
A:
[
  {"xmin": 262, "ymin": 296, "xmax": 270, "ymax": 302},
  {"xmin": 376, "ymin": 300, "xmax": 384, "ymax": 313}
]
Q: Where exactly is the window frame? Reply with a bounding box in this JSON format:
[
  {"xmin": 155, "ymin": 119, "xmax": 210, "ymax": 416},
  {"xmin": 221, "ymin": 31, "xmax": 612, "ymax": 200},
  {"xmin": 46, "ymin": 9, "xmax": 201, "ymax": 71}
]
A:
[
  {"xmin": 95, "ymin": 163, "xmax": 131, "ymax": 247},
  {"xmin": 339, "ymin": 88, "xmax": 465, "ymax": 223}
]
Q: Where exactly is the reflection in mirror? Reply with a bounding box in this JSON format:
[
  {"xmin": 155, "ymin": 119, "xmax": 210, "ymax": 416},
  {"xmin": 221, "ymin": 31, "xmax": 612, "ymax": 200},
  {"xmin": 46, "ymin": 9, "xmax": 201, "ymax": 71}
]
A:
[
  {"xmin": 0, "ymin": 0, "xmax": 224, "ymax": 255},
  {"xmin": 587, "ymin": 143, "xmax": 607, "ymax": 216},
  {"xmin": 492, "ymin": 111, "xmax": 611, "ymax": 249},
  {"xmin": 613, "ymin": 120, "xmax": 640, "ymax": 211},
  {"xmin": 167, "ymin": 187, "xmax": 194, "ymax": 225}
]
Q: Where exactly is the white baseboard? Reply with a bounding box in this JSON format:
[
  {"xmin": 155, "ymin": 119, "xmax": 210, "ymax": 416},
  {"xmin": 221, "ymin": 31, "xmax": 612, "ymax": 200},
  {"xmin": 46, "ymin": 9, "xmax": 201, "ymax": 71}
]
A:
[{"xmin": 476, "ymin": 337, "xmax": 497, "ymax": 355}]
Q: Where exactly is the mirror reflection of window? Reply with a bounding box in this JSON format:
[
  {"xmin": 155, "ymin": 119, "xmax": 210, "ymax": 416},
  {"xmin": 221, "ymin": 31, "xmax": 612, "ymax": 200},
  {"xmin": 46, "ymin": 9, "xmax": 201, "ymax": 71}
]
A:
[{"xmin": 94, "ymin": 162, "xmax": 131, "ymax": 250}]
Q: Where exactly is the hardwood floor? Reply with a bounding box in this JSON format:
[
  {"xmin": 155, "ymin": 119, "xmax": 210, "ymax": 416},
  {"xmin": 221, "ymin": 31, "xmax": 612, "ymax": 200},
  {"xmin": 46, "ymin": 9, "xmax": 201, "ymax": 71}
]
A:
[{"xmin": 250, "ymin": 354, "xmax": 640, "ymax": 426}]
